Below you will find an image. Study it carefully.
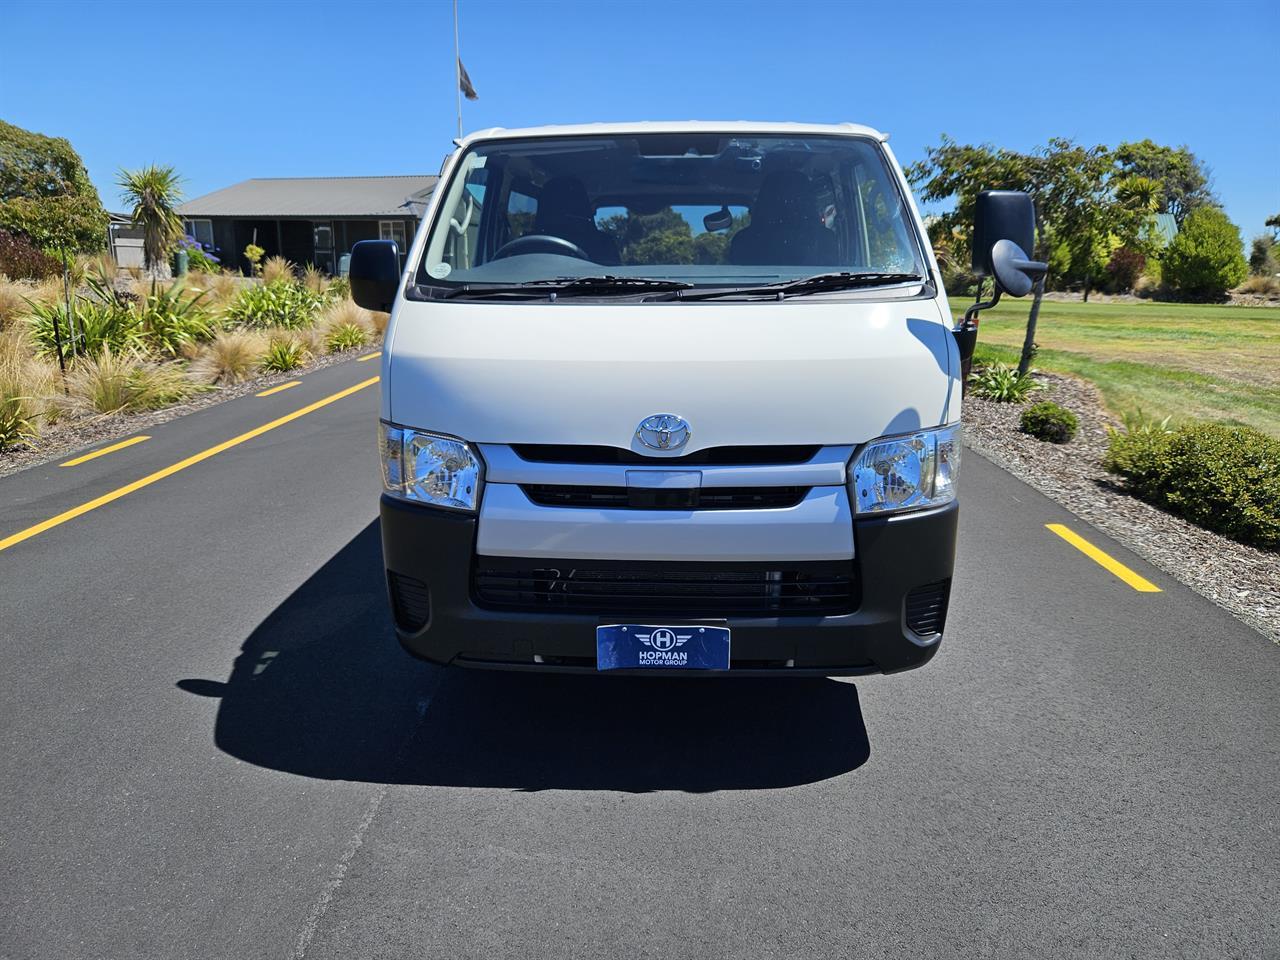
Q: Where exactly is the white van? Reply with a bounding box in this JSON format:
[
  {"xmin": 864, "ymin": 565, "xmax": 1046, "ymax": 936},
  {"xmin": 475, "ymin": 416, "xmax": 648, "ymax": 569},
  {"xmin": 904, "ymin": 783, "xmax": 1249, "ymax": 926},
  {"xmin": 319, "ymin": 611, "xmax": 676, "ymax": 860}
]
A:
[{"xmin": 351, "ymin": 122, "xmax": 1042, "ymax": 676}]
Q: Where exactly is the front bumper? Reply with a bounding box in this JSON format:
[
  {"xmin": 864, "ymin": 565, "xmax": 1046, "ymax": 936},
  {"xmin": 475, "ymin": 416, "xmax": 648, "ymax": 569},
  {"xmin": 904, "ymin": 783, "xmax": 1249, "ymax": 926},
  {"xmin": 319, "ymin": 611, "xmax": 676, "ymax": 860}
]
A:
[{"xmin": 379, "ymin": 495, "xmax": 957, "ymax": 676}]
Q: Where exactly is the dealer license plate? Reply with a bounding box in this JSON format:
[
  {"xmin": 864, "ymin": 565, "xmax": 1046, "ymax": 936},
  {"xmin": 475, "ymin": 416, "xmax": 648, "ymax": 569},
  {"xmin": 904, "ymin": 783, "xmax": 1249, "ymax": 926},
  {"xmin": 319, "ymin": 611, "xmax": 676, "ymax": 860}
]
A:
[{"xmin": 595, "ymin": 624, "xmax": 731, "ymax": 671}]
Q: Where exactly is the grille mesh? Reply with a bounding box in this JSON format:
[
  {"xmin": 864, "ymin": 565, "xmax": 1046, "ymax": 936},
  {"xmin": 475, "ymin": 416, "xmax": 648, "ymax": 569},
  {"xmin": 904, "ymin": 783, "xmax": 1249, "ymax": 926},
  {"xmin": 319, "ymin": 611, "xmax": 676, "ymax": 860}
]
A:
[
  {"xmin": 387, "ymin": 572, "xmax": 431, "ymax": 631},
  {"xmin": 904, "ymin": 579, "xmax": 951, "ymax": 636},
  {"xmin": 473, "ymin": 559, "xmax": 858, "ymax": 616}
]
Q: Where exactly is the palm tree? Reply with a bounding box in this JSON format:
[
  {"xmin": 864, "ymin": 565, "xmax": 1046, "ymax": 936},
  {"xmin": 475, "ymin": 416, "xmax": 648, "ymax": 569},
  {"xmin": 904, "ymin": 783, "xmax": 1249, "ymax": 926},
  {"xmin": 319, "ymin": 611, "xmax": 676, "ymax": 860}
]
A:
[{"xmin": 116, "ymin": 165, "xmax": 184, "ymax": 277}]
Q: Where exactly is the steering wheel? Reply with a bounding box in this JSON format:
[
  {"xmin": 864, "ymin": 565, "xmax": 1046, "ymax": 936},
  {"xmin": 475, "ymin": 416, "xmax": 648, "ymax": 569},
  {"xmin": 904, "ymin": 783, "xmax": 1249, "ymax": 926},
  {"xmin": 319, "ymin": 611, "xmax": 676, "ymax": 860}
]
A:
[{"xmin": 492, "ymin": 234, "xmax": 591, "ymax": 261}]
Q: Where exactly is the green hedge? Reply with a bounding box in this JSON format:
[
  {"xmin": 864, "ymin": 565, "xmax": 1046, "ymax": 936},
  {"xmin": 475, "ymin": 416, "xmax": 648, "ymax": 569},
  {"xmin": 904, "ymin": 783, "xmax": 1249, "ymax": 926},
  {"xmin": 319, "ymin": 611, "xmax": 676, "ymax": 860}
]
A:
[
  {"xmin": 1104, "ymin": 423, "xmax": 1280, "ymax": 549},
  {"xmin": 1020, "ymin": 401, "xmax": 1078, "ymax": 443}
]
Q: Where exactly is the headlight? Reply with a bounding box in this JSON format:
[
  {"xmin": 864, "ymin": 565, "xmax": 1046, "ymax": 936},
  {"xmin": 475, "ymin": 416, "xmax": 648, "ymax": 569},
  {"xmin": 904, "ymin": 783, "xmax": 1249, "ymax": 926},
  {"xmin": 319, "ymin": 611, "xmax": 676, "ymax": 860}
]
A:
[
  {"xmin": 379, "ymin": 421, "xmax": 483, "ymax": 512},
  {"xmin": 849, "ymin": 423, "xmax": 961, "ymax": 515}
]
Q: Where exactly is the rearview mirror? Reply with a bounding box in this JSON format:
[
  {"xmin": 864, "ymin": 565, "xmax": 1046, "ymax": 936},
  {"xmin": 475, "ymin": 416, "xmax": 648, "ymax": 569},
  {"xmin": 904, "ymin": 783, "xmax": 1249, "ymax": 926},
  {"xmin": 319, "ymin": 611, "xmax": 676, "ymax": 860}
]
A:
[
  {"xmin": 972, "ymin": 190, "xmax": 1046, "ymax": 297},
  {"xmin": 349, "ymin": 240, "xmax": 401, "ymax": 312}
]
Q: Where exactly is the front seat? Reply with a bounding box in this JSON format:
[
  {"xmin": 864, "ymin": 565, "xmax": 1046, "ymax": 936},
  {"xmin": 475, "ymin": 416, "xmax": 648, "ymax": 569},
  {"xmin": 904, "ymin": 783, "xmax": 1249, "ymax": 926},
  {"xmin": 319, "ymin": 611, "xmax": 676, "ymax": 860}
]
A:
[
  {"xmin": 730, "ymin": 171, "xmax": 839, "ymax": 266},
  {"xmin": 534, "ymin": 177, "xmax": 621, "ymax": 265}
]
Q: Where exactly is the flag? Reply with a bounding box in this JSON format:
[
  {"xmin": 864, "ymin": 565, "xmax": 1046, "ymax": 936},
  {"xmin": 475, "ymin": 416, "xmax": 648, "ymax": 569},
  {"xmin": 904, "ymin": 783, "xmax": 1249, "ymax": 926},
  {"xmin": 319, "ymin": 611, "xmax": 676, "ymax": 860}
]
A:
[{"xmin": 458, "ymin": 58, "xmax": 478, "ymax": 101}]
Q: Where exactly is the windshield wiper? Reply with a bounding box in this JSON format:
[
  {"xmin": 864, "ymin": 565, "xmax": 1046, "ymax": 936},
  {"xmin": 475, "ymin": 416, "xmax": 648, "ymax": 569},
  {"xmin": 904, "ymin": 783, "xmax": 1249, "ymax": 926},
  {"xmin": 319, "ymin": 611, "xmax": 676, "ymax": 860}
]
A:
[
  {"xmin": 442, "ymin": 275, "xmax": 693, "ymax": 299},
  {"xmin": 680, "ymin": 272, "xmax": 925, "ymax": 301}
]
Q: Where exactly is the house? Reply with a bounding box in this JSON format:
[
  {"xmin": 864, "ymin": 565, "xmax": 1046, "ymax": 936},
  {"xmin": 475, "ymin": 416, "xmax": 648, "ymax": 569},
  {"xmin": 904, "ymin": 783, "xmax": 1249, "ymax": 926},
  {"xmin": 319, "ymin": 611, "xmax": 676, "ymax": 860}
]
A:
[{"xmin": 176, "ymin": 175, "xmax": 438, "ymax": 275}]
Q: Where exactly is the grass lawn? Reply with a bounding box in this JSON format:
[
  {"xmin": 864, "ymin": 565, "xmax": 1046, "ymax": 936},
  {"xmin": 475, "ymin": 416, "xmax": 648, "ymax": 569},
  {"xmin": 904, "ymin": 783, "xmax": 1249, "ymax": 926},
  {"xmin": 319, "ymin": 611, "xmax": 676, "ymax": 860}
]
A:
[{"xmin": 949, "ymin": 297, "xmax": 1280, "ymax": 437}]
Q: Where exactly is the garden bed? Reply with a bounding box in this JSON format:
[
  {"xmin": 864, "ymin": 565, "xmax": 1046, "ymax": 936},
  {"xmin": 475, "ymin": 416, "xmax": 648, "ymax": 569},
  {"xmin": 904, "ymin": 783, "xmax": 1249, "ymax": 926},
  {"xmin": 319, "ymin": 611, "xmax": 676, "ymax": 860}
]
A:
[
  {"xmin": 962, "ymin": 372, "xmax": 1279, "ymax": 643},
  {"xmin": 1, "ymin": 259, "xmax": 386, "ymax": 477},
  {"xmin": 0, "ymin": 341, "xmax": 378, "ymax": 479}
]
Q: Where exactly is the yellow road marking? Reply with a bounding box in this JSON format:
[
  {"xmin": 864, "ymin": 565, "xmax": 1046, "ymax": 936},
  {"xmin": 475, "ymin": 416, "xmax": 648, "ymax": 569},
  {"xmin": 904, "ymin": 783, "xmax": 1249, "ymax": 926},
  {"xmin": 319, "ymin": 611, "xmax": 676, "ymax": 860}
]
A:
[
  {"xmin": 59, "ymin": 435, "xmax": 150, "ymax": 467},
  {"xmin": 256, "ymin": 380, "xmax": 301, "ymax": 397},
  {"xmin": 356, "ymin": 351, "xmax": 382, "ymax": 362},
  {"xmin": 0, "ymin": 377, "xmax": 379, "ymax": 554},
  {"xmin": 1045, "ymin": 523, "xmax": 1161, "ymax": 593}
]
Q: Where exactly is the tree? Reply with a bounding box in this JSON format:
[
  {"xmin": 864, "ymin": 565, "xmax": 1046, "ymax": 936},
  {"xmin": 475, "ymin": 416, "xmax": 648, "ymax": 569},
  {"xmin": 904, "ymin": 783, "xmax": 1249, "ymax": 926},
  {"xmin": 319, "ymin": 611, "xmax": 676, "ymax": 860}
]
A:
[
  {"xmin": 0, "ymin": 119, "xmax": 108, "ymax": 252},
  {"xmin": 596, "ymin": 207, "xmax": 748, "ymax": 267},
  {"xmin": 1114, "ymin": 140, "xmax": 1215, "ymax": 226},
  {"xmin": 907, "ymin": 136, "xmax": 1157, "ymax": 300},
  {"xmin": 1267, "ymin": 212, "xmax": 1280, "ymax": 243},
  {"xmin": 1162, "ymin": 207, "xmax": 1248, "ymax": 300},
  {"xmin": 1249, "ymin": 235, "xmax": 1277, "ymax": 276},
  {"xmin": 116, "ymin": 165, "xmax": 184, "ymax": 276}
]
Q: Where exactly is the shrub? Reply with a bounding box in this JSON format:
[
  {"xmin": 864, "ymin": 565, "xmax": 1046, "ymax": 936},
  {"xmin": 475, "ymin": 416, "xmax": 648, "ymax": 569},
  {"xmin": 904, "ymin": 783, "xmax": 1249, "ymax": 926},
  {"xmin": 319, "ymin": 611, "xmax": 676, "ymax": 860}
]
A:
[
  {"xmin": 325, "ymin": 321, "xmax": 368, "ymax": 353},
  {"xmin": 0, "ymin": 326, "xmax": 57, "ymax": 423},
  {"xmin": 137, "ymin": 282, "xmax": 213, "ymax": 357},
  {"xmin": 184, "ymin": 271, "xmax": 238, "ymax": 308},
  {"xmin": 0, "ymin": 388, "xmax": 38, "ymax": 449},
  {"xmin": 369, "ymin": 310, "xmax": 389, "ymax": 336},
  {"xmin": 1248, "ymin": 236, "xmax": 1276, "ymax": 276},
  {"xmin": 1019, "ymin": 401, "xmax": 1078, "ymax": 443},
  {"xmin": 243, "ymin": 244, "xmax": 265, "ymax": 274},
  {"xmin": 1236, "ymin": 274, "xmax": 1280, "ymax": 296},
  {"xmin": 1104, "ymin": 423, "xmax": 1280, "ymax": 549},
  {"xmin": 63, "ymin": 348, "xmax": 197, "ymax": 415},
  {"xmin": 260, "ymin": 256, "xmax": 295, "ymax": 284},
  {"xmin": 1104, "ymin": 248, "xmax": 1146, "ymax": 292},
  {"xmin": 326, "ymin": 275, "xmax": 351, "ymax": 302},
  {"xmin": 0, "ymin": 282, "xmax": 26, "ymax": 329},
  {"xmin": 301, "ymin": 263, "xmax": 327, "ymax": 295},
  {"xmin": 1120, "ymin": 409, "xmax": 1174, "ymax": 435},
  {"xmin": 261, "ymin": 337, "xmax": 310, "ymax": 372},
  {"xmin": 189, "ymin": 330, "xmax": 268, "ymax": 384},
  {"xmin": 27, "ymin": 291, "xmax": 143, "ymax": 359},
  {"xmin": 178, "ymin": 235, "xmax": 220, "ymax": 273},
  {"xmin": 0, "ymin": 329, "xmax": 48, "ymax": 447},
  {"xmin": 1162, "ymin": 207, "xmax": 1248, "ymax": 301},
  {"xmin": 968, "ymin": 362, "xmax": 1039, "ymax": 403},
  {"xmin": 0, "ymin": 229, "xmax": 60, "ymax": 280},
  {"xmin": 317, "ymin": 296, "xmax": 370, "ymax": 330},
  {"xmin": 224, "ymin": 279, "xmax": 321, "ymax": 329}
]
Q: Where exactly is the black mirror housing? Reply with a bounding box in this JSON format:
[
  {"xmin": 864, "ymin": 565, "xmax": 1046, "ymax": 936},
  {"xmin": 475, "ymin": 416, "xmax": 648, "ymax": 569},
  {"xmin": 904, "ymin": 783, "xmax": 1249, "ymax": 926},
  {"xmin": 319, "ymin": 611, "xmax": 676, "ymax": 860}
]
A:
[
  {"xmin": 972, "ymin": 191, "xmax": 1036, "ymax": 276},
  {"xmin": 349, "ymin": 240, "xmax": 402, "ymax": 312}
]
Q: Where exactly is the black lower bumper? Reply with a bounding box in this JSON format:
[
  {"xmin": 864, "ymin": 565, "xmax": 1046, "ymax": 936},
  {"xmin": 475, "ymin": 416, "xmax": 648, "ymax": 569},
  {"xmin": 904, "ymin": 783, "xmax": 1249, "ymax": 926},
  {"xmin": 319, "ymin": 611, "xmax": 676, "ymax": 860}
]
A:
[{"xmin": 379, "ymin": 495, "xmax": 957, "ymax": 677}]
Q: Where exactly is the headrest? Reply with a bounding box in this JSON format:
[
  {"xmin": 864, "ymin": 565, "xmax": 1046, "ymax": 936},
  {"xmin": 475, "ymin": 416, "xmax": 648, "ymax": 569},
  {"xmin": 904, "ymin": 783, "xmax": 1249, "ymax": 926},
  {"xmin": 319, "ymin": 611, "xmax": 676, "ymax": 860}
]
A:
[{"xmin": 751, "ymin": 170, "xmax": 818, "ymax": 226}]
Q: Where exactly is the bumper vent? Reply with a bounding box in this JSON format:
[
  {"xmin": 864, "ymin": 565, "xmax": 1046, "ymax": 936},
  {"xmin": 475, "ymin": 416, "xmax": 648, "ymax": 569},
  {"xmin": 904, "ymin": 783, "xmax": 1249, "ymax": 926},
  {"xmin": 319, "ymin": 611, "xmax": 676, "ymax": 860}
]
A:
[
  {"xmin": 473, "ymin": 558, "xmax": 858, "ymax": 616},
  {"xmin": 904, "ymin": 579, "xmax": 951, "ymax": 636},
  {"xmin": 387, "ymin": 571, "xmax": 431, "ymax": 632},
  {"xmin": 520, "ymin": 484, "xmax": 809, "ymax": 511}
]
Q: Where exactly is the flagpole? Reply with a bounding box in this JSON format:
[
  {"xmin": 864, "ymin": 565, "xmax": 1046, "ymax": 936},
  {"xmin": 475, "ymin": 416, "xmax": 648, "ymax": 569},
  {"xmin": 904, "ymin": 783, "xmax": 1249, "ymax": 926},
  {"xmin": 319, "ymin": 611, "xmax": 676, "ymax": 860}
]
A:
[{"xmin": 453, "ymin": 0, "xmax": 463, "ymax": 139}]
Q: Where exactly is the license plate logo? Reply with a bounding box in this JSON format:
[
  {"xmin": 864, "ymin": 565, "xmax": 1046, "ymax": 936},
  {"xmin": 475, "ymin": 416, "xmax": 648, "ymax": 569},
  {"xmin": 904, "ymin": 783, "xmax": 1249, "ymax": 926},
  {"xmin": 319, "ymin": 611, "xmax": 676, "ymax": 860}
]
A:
[{"xmin": 596, "ymin": 624, "xmax": 731, "ymax": 671}]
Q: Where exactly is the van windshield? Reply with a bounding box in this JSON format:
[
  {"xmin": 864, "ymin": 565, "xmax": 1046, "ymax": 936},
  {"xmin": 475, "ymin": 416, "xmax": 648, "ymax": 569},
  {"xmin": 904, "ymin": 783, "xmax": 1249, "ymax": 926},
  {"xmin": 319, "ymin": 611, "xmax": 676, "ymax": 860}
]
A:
[{"xmin": 415, "ymin": 133, "xmax": 926, "ymax": 293}]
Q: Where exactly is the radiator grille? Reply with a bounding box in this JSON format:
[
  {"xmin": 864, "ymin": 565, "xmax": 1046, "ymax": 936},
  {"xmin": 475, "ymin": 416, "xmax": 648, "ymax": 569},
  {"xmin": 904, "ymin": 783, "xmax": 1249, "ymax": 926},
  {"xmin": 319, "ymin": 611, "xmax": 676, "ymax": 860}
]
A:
[
  {"xmin": 473, "ymin": 558, "xmax": 858, "ymax": 616},
  {"xmin": 904, "ymin": 579, "xmax": 951, "ymax": 636}
]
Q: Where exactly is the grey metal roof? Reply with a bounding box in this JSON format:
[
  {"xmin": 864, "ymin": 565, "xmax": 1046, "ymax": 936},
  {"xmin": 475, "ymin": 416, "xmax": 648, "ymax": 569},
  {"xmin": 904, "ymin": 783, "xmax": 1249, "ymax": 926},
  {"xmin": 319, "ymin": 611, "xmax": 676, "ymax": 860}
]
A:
[{"xmin": 176, "ymin": 175, "xmax": 438, "ymax": 219}]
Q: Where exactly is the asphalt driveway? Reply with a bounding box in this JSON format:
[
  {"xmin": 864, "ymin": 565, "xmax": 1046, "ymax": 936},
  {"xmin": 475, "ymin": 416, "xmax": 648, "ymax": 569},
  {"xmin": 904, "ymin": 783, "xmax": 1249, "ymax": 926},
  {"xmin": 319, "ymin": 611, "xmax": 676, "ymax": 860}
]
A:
[{"xmin": 1, "ymin": 357, "xmax": 1275, "ymax": 959}]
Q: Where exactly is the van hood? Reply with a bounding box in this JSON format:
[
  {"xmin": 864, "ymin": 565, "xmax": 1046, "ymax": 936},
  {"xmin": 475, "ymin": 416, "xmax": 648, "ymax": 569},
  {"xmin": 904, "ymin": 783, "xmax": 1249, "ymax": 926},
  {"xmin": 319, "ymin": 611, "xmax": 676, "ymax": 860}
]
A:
[{"xmin": 383, "ymin": 298, "xmax": 959, "ymax": 452}]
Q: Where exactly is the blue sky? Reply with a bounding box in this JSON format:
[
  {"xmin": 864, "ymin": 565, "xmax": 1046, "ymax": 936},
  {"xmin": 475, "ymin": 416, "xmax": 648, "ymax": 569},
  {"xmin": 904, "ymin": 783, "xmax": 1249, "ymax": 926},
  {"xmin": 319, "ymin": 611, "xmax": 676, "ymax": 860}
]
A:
[{"xmin": 2, "ymin": 0, "xmax": 1276, "ymax": 237}]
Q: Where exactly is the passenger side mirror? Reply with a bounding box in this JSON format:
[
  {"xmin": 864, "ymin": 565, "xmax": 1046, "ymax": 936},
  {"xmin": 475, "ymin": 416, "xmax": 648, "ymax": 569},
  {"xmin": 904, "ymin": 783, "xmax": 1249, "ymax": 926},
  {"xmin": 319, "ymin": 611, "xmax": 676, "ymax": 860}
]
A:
[
  {"xmin": 349, "ymin": 240, "xmax": 401, "ymax": 312},
  {"xmin": 971, "ymin": 190, "xmax": 1047, "ymax": 298}
]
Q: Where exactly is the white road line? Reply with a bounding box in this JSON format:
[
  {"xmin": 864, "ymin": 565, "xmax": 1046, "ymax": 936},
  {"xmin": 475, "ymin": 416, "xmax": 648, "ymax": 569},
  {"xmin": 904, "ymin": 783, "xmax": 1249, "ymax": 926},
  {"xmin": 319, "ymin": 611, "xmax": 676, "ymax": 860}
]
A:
[
  {"xmin": 290, "ymin": 686, "xmax": 438, "ymax": 957},
  {"xmin": 291, "ymin": 785, "xmax": 387, "ymax": 959}
]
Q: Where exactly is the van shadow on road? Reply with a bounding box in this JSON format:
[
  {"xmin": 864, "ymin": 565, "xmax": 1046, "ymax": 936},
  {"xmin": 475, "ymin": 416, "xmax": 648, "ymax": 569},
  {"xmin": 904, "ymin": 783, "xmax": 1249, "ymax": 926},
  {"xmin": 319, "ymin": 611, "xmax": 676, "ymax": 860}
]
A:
[{"xmin": 178, "ymin": 521, "xmax": 870, "ymax": 792}]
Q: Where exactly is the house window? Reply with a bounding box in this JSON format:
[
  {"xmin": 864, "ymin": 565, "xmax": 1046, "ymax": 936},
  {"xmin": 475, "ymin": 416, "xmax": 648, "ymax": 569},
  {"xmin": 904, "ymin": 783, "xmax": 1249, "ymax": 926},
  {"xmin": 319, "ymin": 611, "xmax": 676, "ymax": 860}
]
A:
[
  {"xmin": 379, "ymin": 220, "xmax": 406, "ymax": 248},
  {"xmin": 184, "ymin": 219, "xmax": 214, "ymax": 247}
]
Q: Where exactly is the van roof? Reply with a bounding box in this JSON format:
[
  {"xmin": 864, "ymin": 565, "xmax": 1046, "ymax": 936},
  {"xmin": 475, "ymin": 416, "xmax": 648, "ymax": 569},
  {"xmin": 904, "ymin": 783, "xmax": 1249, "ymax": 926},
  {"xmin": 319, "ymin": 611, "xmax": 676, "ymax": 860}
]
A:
[{"xmin": 456, "ymin": 120, "xmax": 888, "ymax": 146}]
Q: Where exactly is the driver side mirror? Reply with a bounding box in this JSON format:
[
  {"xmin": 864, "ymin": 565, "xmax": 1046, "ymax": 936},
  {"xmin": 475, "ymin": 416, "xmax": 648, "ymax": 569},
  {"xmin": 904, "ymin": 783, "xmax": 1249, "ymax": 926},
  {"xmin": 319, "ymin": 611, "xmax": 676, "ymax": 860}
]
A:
[
  {"xmin": 972, "ymin": 190, "xmax": 1047, "ymax": 297},
  {"xmin": 349, "ymin": 240, "xmax": 401, "ymax": 312}
]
